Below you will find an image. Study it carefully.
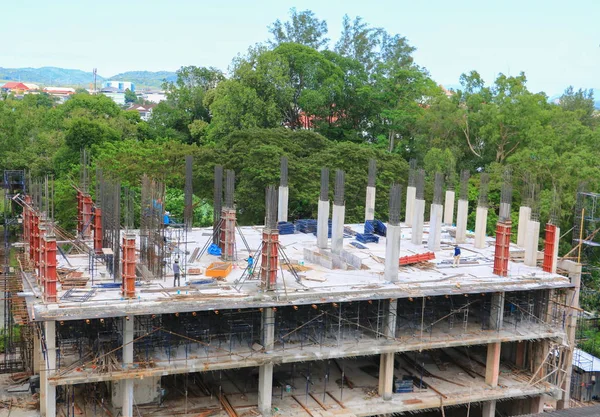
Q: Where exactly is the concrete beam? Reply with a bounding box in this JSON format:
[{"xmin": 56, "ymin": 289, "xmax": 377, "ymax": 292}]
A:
[
  {"xmin": 481, "ymin": 400, "xmax": 496, "ymax": 417},
  {"xmin": 365, "ymin": 186, "xmax": 376, "ymax": 222},
  {"xmin": 331, "ymin": 204, "xmax": 345, "ymax": 254},
  {"xmin": 427, "ymin": 203, "xmax": 443, "ymax": 251},
  {"xmin": 278, "ymin": 186, "xmax": 289, "ymax": 223},
  {"xmin": 405, "ymin": 186, "xmax": 416, "ymax": 226},
  {"xmin": 411, "ymin": 199, "xmax": 425, "ymax": 245},
  {"xmin": 384, "ymin": 225, "xmax": 401, "ymax": 282},
  {"xmin": 456, "ymin": 199, "xmax": 468, "ymax": 244},
  {"xmin": 122, "ymin": 317, "xmax": 134, "ymax": 417},
  {"xmin": 474, "ymin": 206, "xmax": 488, "ymax": 249},
  {"xmin": 443, "ymin": 190, "xmax": 455, "ymax": 226},
  {"xmin": 524, "ymin": 220, "xmax": 540, "ymax": 267},
  {"xmin": 258, "ymin": 308, "xmax": 275, "ymax": 416},
  {"xmin": 317, "ymin": 200, "xmax": 329, "ymax": 249},
  {"xmin": 485, "ymin": 342, "xmax": 501, "ymax": 387},
  {"xmin": 517, "ymin": 206, "xmax": 531, "ymax": 248}
]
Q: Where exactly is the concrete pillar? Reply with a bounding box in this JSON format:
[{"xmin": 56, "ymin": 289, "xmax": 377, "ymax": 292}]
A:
[
  {"xmin": 378, "ymin": 300, "xmax": 397, "ymax": 400},
  {"xmin": 529, "ymin": 396, "xmax": 544, "ymax": 414},
  {"xmin": 405, "ymin": 186, "xmax": 416, "ymax": 226},
  {"xmin": 455, "ymin": 199, "xmax": 468, "ymax": 243},
  {"xmin": 39, "ymin": 332, "xmax": 46, "ymax": 416},
  {"xmin": 499, "ymin": 202, "xmax": 511, "ymax": 222},
  {"xmin": 331, "ymin": 204, "xmax": 345, "ymax": 254},
  {"xmin": 443, "ymin": 190, "xmax": 455, "ymax": 225},
  {"xmin": 122, "ymin": 317, "xmax": 134, "ymax": 417},
  {"xmin": 524, "ymin": 219, "xmax": 540, "ymax": 267},
  {"xmin": 427, "ymin": 203, "xmax": 443, "ymax": 251},
  {"xmin": 42, "ymin": 321, "xmax": 56, "ymax": 417},
  {"xmin": 517, "ymin": 206, "xmax": 531, "ymax": 248},
  {"xmin": 474, "ymin": 206, "xmax": 488, "ymax": 249},
  {"xmin": 365, "ymin": 186, "xmax": 376, "ymax": 222},
  {"xmin": 482, "ymin": 400, "xmax": 496, "ymax": 417},
  {"xmin": 278, "ymin": 186, "xmax": 288, "ymax": 223},
  {"xmin": 258, "ymin": 308, "xmax": 275, "ymax": 416},
  {"xmin": 33, "ymin": 328, "xmax": 41, "ymax": 374},
  {"xmin": 411, "ymin": 199, "xmax": 425, "ymax": 245},
  {"xmin": 516, "ymin": 342, "xmax": 526, "ymax": 368},
  {"xmin": 485, "ymin": 342, "xmax": 501, "ymax": 387},
  {"xmin": 385, "ymin": 225, "xmax": 401, "ymax": 282},
  {"xmin": 317, "ymin": 200, "xmax": 329, "ymax": 249},
  {"xmin": 489, "ymin": 292, "xmax": 505, "ymax": 331}
]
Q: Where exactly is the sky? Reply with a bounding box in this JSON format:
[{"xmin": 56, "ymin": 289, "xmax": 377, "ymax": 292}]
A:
[{"xmin": 1, "ymin": 0, "xmax": 599, "ymax": 97}]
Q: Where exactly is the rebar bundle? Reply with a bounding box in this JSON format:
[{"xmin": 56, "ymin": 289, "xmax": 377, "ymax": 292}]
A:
[
  {"xmin": 368, "ymin": 159, "xmax": 377, "ymax": 188},
  {"xmin": 280, "ymin": 157, "xmax": 288, "ymax": 187},
  {"xmin": 123, "ymin": 186, "xmax": 134, "ymax": 230},
  {"xmin": 500, "ymin": 168, "xmax": 513, "ymax": 222},
  {"xmin": 139, "ymin": 175, "xmax": 165, "ymax": 280},
  {"xmin": 213, "ymin": 165, "xmax": 223, "ymax": 245},
  {"xmin": 334, "ymin": 170, "xmax": 345, "ymax": 206},
  {"xmin": 408, "ymin": 159, "xmax": 417, "ymax": 187},
  {"xmin": 320, "ymin": 168, "xmax": 329, "ymax": 202},
  {"xmin": 478, "ymin": 173, "xmax": 489, "ymax": 208},
  {"xmin": 80, "ymin": 148, "xmax": 90, "ymax": 194},
  {"xmin": 459, "ymin": 170, "xmax": 470, "ymax": 201},
  {"xmin": 549, "ymin": 186, "xmax": 560, "ymax": 225},
  {"xmin": 530, "ymin": 184, "xmax": 541, "ymax": 222},
  {"xmin": 184, "ymin": 155, "xmax": 194, "ymax": 229},
  {"xmin": 433, "ymin": 172, "xmax": 444, "ymax": 205},
  {"xmin": 98, "ymin": 173, "xmax": 122, "ymax": 279},
  {"xmin": 415, "ymin": 169, "xmax": 425, "ymax": 200},
  {"xmin": 265, "ymin": 186, "xmax": 279, "ymax": 230},
  {"xmin": 224, "ymin": 170, "xmax": 235, "ymax": 208},
  {"xmin": 389, "ymin": 184, "xmax": 402, "ymax": 226}
]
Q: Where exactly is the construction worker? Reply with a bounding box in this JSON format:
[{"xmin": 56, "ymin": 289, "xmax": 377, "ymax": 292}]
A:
[
  {"xmin": 453, "ymin": 245, "xmax": 461, "ymax": 267},
  {"xmin": 247, "ymin": 255, "xmax": 254, "ymax": 274},
  {"xmin": 173, "ymin": 258, "xmax": 181, "ymax": 286}
]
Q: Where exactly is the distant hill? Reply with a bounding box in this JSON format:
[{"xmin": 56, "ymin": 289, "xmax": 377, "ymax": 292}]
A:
[
  {"xmin": 0, "ymin": 67, "xmax": 177, "ymax": 89},
  {"xmin": 107, "ymin": 71, "xmax": 177, "ymax": 89}
]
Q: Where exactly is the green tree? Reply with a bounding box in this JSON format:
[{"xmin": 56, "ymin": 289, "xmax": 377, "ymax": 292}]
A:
[
  {"xmin": 268, "ymin": 8, "xmax": 329, "ymax": 50},
  {"xmin": 124, "ymin": 88, "xmax": 137, "ymax": 104}
]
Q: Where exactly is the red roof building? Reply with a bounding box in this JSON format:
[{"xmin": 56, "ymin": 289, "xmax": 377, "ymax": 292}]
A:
[{"xmin": 1, "ymin": 82, "xmax": 30, "ymax": 91}]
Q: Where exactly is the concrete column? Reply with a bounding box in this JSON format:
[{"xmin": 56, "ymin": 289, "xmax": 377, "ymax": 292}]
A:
[
  {"xmin": 122, "ymin": 317, "xmax": 134, "ymax": 417},
  {"xmin": 516, "ymin": 342, "xmax": 526, "ymax": 368},
  {"xmin": 378, "ymin": 300, "xmax": 397, "ymax": 400},
  {"xmin": 277, "ymin": 186, "xmax": 288, "ymax": 223},
  {"xmin": 482, "ymin": 400, "xmax": 496, "ymax": 417},
  {"xmin": 317, "ymin": 200, "xmax": 330, "ymax": 249},
  {"xmin": 529, "ymin": 396, "xmax": 544, "ymax": 414},
  {"xmin": 258, "ymin": 308, "xmax": 275, "ymax": 416},
  {"xmin": 474, "ymin": 206, "xmax": 488, "ymax": 249},
  {"xmin": 489, "ymin": 292, "xmax": 505, "ymax": 331},
  {"xmin": 455, "ymin": 199, "xmax": 468, "ymax": 243},
  {"xmin": 524, "ymin": 219, "xmax": 540, "ymax": 267},
  {"xmin": 385, "ymin": 225, "xmax": 401, "ymax": 282},
  {"xmin": 411, "ymin": 199, "xmax": 425, "ymax": 245},
  {"xmin": 42, "ymin": 320, "xmax": 56, "ymax": 417},
  {"xmin": 443, "ymin": 190, "xmax": 455, "ymax": 225},
  {"xmin": 557, "ymin": 260, "xmax": 581, "ymax": 410},
  {"xmin": 39, "ymin": 332, "xmax": 46, "ymax": 416},
  {"xmin": 427, "ymin": 203, "xmax": 443, "ymax": 251},
  {"xmin": 365, "ymin": 186, "xmax": 376, "ymax": 222},
  {"xmin": 517, "ymin": 206, "xmax": 531, "ymax": 248},
  {"xmin": 33, "ymin": 328, "xmax": 41, "ymax": 374},
  {"xmin": 331, "ymin": 204, "xmax": 345, "ymax": 254},
  {"xmin": 405, "ymin": 186, "xmax": 416, "ymax": 226},
  {"xmin": 485, "ymin": 342, "xmax": 501, "ymax": 387}
]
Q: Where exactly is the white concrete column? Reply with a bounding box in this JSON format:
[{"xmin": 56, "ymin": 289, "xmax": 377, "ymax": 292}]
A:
[
  {"xmin": 482, "ymin": 400, "xmax": 496, "ymax": 417},
  {"xmin": 365, "ymin": 186, "xmax": 376, "ymax": 222},
  {"xmin": 517, "ymin": 206, "xmax": 531, "ymax": 247},
  {"xmin": 258, "ymin": 308, "xmax": 275, "ymax": 416},
  {"xmin": 43, "ymin": 320, "xmax": 56, "ymax": 417},
  {"xmin": 549, "ymin": 226, "xmax": 560, "ymax": 274},
  {"xmin": 317, "ymin": 200, "xmax": 330, "ymax": 249},
  {"xmin": 499, "ymin": 202, "xmax": 511, "ymax": 222},
  {"xmin": 524, "ymin": 219, "xmax": 540, "ymax": 267},
  {"xmin": 485, "ymin": 342, "xmax": 501, "ymax": 387},
  {"xmin": 331, "ymin": 204, "xmax": 345, "ymax": 254},
  {"xmin": 39, "ymin": 330, "xmax": 46, "ymax": 416},
  {"xmin": 385, "ymin": 225, "xmax": 401, "ymax": 282},
  {"xmin": 490, "ymin": 292, "xmax": 505, "ymax": 331},
  {"xmin": 474, "ymin": 206, "xmax": 488, "ymax": 249},
  {"xmin": 411, "ymin": 199, "xmax": 425, "ymax": 245},
  {"xmin": 427, "ymin": 203, "xmax": 443, "ymax": 251},
  {"xmin": 378, "ymin": 300, "xmax": 397, "ymax": 400},
  {"xmin": 277, "ymin": 186, "xmax": 289, "ymax": 223},
  {"xmin": 122, "ymin": 317, "xmax": 134, "ymax": 417},
  {"xmin": 405, "ymin": 186, "xmax": 416, "ymax": 226},
  {"xmin": 443, "ymin": 190, "xmax": 455, "ymax": 225},
  {"xmin": 455, "ymin": 199, "xmax": 468, "ymax": 243}
]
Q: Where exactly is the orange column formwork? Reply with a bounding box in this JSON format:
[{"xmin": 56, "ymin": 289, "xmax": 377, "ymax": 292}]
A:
[
  {"xmin": 219, "ymin": 208, "xmax": 236, "ymax": 261},
  {"xmin": 543, "ymin": 224, "xmax": 558, "ymax": 273},
  {"xmin": 93, "ymin": 207, "xmax": 103, "ymax": 255},
  {"xmin": 44, "ymin": 236, "xmax": 57, "ymax": 302},
  {"xmin": 77, "ymin": 191, "xmax": 83, "ymax": 236},
  {"xmin": 38, "ymin": 226, "xmax": 46, "ymax": 287},
  {"xmin": 122, "ymin": 234, "xmax": 136, "ymax": 298},
  {"xmin": 261, "ymin": 230, "xmax": 279, "ymax": 291},
  {"xmin": 82, "ymin": 195, "xmax": 93, "ymax": 239},
  {"xmin": 493, "ymin": 221, "xmax": 512, "ymax": 277}
]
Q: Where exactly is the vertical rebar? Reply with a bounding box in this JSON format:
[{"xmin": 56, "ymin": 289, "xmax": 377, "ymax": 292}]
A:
[
  {"xmin": 185, "ymin": 155, "xmax": 194, "ymax": 229},
  {"xmin": 389, "ymin": 184, "xmax": 402, "ymax": 226},
  {"xmin": 213, "ymin": 165, "xmax": 223, "ymax": 245},
  {"xmin": 459, "ymin": 170, "xmax": 470, "ymax": 201},
  {"xmin": 415, "ymin": 169, "xmax": 425, "ymax": 200},
  {"xmin": 368, "ymin": 159, "xmax": 377, "ymax": 188},
  {"xmin": 225, "ymin": 170, "xmax": 235, "ymax": 208},
  {"xmin": 408, "ymin": 159, "xmax": 417, "ymax": 187},
  {"xmin": 280, "ymin": 157, "xmax": 288, "ymax": 187},
  {"xmin": 433, "ymin": 172, "xmax": 444, "ymax": 205},
  {"xmin": 530, "ymin": 184, "xmax": 540, "ymax": 222},
  {"xmin": 550, "ymin": 186, "xmax": 560, "ymax": 225},
  {"xmin": 478, "ymin": 173, "xmax": 489, "ymax": 208},
  {"xmin": 500, "ymin": 168, "xmax": 513, "ymax": 222},
  {"xmin": 334, "ymin": 170, "xmax": 345, "ymax": 206},
  {"xmin": 320, "ymin": 168, "xmax": 329, "ymax": 202}
]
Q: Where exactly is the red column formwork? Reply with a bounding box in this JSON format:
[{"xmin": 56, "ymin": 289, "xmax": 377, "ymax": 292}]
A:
[
  {"xmin": 44, "ymin": 236, "xmax": 57, "ymax": 302},
  {"xmin": 493, "ymin": 221, "xmax": 512, "ymax": 277},
  {"xmin": 261, "ymin": 230, "xmax": 279, "ymax": 291},
  {"xmin": 543, "ymin": 224, "xmax": 558, "ymax": 273},
  {"xmin": 219, "ymin": 208, "xmax": 236, "ymax": 261},
  {"xmin": 82, "ymin": 195, "xmax": 93, "ymax": 239},
  {"xmin": 93, "ymin": 207, "xmax": 103, "ymax": 255},
  {"xmin": 122, "ymin": 234, "xmax": 136, "ymax": 298},
  {"xmin": 38, "ymin": 227, "xmax": 46, "ymax": 287}
]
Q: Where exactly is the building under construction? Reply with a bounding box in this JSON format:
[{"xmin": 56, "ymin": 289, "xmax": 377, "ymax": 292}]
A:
[{"xmin": 2, "ymin": 159, "xmax": 583, "ymax": 417}]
